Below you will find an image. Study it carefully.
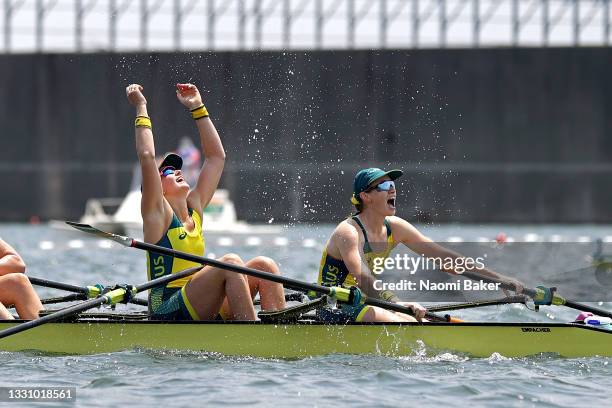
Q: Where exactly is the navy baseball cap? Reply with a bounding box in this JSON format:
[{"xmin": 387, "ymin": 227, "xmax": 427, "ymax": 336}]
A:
[{"xmin": 158, "ymin": 153, "xmax": 183, "ymax": 171}]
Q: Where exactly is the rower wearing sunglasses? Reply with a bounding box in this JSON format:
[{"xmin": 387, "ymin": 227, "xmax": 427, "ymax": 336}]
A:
[
  {"xmin": 126, "ymin": 83, "xmax": 285, "ymax": 321},
  {"xmin": 317, "ymin": 168, "xmax": 524, "ymax": 323}
]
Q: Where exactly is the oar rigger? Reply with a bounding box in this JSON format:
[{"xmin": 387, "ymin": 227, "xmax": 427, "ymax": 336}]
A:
[
  {"xmin": 532, "ymin": 286, "xmax": 558, "ymax": 311},
  {"xmin": 102, "ymin": 284, "xmax": 138, "ymax": 308}
]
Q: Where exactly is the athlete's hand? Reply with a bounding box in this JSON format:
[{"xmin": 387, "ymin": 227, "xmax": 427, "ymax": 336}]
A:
[
  {"xmin": 398, "ymin": 301, "xmax": 427, "ymax": 321},
  {"xmin": 502, "ymin": 277, "xmax": 525, "ymax": 296},
  {"xmin": 176, "ymin": 83, "xmax": 203, "ymax": 110},
  {"xmin": 126, "ymin": 84, "xmax": 147, "ymax": 107}
]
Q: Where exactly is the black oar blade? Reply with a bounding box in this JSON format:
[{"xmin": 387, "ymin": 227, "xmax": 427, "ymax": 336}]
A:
[{"xmin": 65, "ymin": 221, "xmax": 133, "ymax": 247}]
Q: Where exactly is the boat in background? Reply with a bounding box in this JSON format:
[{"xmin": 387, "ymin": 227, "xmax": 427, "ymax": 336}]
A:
[
  {"xmin": 119, "ymin": 188, "xmax": 281, "ymax": 238},
  {"xmin": 77, "ymin": 187, "xmax": 281, "ymax": 238}
]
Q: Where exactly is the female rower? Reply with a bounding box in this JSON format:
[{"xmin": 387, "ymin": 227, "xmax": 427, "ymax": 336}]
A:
[
  {"xmin": 126, "ymin": 83, "xmax": 285, "ymax": 321},
  {"xmin": 317, "ymin": 168, "xmax": 524, "ymax": 323},
  {"xmin": 0, "ymin": 238, "xmax": 43, "ymax": 320}
]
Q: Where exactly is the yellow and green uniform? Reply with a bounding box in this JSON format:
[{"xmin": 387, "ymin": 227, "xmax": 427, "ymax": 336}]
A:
[
  {"xmin": 317, "ymin": 216, "xmax": 395, "ymax": 322},
  {"xmin": 147, "ymin": 209, "xmax": 204, "ymax": 321}
]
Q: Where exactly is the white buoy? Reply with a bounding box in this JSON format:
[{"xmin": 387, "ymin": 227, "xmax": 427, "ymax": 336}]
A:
[
  {"xmin": 274, "ymin": 237, "xmax": 289, "ymax": 246},
  {"xmin": 68, "ymin": 240, "xmax": 84, "ymax": 249},
  {"xmin": 98, "ymin": 240, "xmax": 113, "ymax": 249},
  {"xmin": 302, "ymin": 238, "xmax": 318, "ymax": 248},
  {"xmin": 39, "ymin": 241, "xmax": 54, "ymax": 250},
  {"xmin": 217, "ymin": 237, "xmax": 234, "ymax": 247},
  {"xmin": 523, "ymin": 233, "xmax": 540, "ymax": 242},
  {"xmin": 246, "ymin": 237, "xmax": 262, "ymax": 246}
]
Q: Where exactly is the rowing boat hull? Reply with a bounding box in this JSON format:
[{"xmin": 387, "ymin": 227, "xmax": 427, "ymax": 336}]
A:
[{"xmin": 0, "ymin": 321, "xmax": 610, "ymax": 358}]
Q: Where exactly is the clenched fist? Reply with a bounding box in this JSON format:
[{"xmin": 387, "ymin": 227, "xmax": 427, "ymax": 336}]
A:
[{"xmin": 126, "ymin": 84, "xmax": 147, "ymax": 107}]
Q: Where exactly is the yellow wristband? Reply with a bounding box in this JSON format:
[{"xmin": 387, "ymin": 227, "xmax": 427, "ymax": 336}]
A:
[
  {"xmin": 135, "ymin": 116, "xmax": 152, "ymax": 129},
  {"xmin": 190, "ymin": 105, "xmax": 209, "ymax": 120}
]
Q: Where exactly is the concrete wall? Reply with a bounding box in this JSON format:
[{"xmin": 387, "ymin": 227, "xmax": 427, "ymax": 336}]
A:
[{"xmin": 0, "ymin": 49, "xmax": 610, "ymax": 223}]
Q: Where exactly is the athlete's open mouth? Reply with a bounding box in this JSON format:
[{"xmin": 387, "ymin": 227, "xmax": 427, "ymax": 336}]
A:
[{"xmin": 387, "ymin": 198, "xmax": 396, "ymax": 208}]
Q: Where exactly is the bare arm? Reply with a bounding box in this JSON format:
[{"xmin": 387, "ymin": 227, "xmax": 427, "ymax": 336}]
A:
[
  {"xmin": 391, "ymin": 217, "xmax": 524, "ymax": 292},
  {"xmin": 126, "ymin": 84, "xmax": 171, "ymax": 242},
  {"xmin": 332, "ymin": 223, "xmax": 427, "ymax": 319},
  {"xmin": 333, "ymin": 223, "xmax": 386, "ymax": 299},
  {"xmin": 176, "ymin": 83, "xmax": 226, "ymax": 215},
  {"xmin": 0, "ymin": 239, "xmax": 26, "ymax": 275}
]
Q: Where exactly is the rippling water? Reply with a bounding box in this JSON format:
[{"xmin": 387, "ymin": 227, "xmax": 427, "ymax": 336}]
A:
[{"xmin": 0, "ymin": 223, "xmax": 611, "ymax": 407}]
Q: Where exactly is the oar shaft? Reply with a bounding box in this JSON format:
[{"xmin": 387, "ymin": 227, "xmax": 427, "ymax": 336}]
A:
[
  {"xmin": 364, "ymin": 297, "xmax": 449, "ymax": 322},
  {"xmin": 130, "ymin": 297, "xmax": 148, "ymax": 307},
  {"xmin": 41, "ymin": 294, "xmax": 87, "ymax": 305},
  {"xmin": 131, "ymin": 266, "xmax": 214, "ymax": 292},
  {"xmin": 5, "ymin": 294, "xmax": 86, "ymax": 309},
  {"xmin": 564, "ymin": 300, "xmax": 612, "ymax": 319},
  {"xmin": 0, "ymin": 267, "xmax": 202, "ymax": 340},
  {"xmin": 29, "ymin": 277, "xmax": 89, "ymax": 294},
  {"xmin": 0, "ymin": 296, "xmax": 109, "ymax": 339},
  {"xmin": 132, "ymin": 241, "xmax": 332, "ymax": 295},
  {"xmin": 425, "ymin": 296, "xmax": 527, "ymax": 313},
  {"xmin": 461, "ymin": 271, "xmax": 612, "ymax": 319},
  {"xmin": 29, "ymin": 276, "xmax": 148, "ymax": 306}
]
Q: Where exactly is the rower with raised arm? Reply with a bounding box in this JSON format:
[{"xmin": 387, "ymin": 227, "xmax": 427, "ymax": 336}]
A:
[
  {"xmin": 317, "ymin": 168, "xmax": 525, "ymax": 323},
  {"xmin": 0, "ymin": 238, "xmax": 43, "ymax": 320},
  {"xmin": 126, "ymin": 83, "xmax": 285, "ymax": 321}
]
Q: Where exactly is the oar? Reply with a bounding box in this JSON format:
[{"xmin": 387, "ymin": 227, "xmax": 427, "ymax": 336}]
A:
[
  {"xmin": 0, "ymin": 266, "xmax": 201, "ymax": 340},
  {"xmin": 41, "ymin": 294, "xmax": 86, "ymax": 305},
  {"xmin": 28, "ymin": 276, "xmax": 148, "ymax": 306},
  {"xmin": 425, "ymin": 295, "xmax": 528, "ymax": 313},
  {"xmin": 254, "ymin": 292, "xmax": 304, "ymax": 305},
  {"xmin": 66, "ymin": 221, "xmax": 455, "ymax": 322},
  {"xmin": 461, "ymin": 271, "xmax": 612, "ymax": 318},
  {"xmin": 29, "ymin": 277, "xmax": 97, "ymax": 295},
  {"xmin": 29, "ymin": 276, "xmax": 293, "ymax": 308},
  {"xmin": 5, "ymin": 294, "xmax": 87, "ymax": 310}
]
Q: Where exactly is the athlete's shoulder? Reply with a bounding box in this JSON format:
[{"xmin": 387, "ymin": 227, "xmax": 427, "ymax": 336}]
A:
[
  {"xmin": 386, "ymin": 215, "xmax": 412, "ymax": 228},
  {"xmin": 386, "ymin": 216, "xmax": 430, "ymax": 243},
  {"xmin": 338, "ymin": 217, "xmax": 361, "ymax": 233},
  {"xmin": 331, "ymin": 218, "xmax": 361, "ymax": 242}
]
